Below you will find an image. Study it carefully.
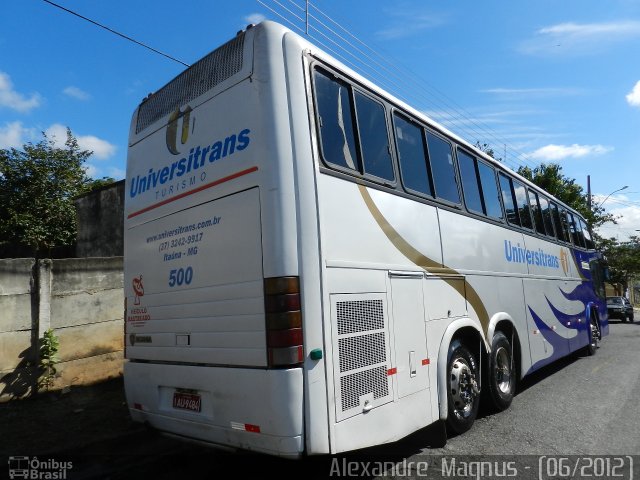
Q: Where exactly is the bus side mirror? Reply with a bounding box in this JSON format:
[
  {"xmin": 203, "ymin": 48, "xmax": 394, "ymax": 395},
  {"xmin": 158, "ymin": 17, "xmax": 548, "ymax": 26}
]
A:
[{"xmin": 603, "ymin": 267, "xmax": 610, "ymax": 281}]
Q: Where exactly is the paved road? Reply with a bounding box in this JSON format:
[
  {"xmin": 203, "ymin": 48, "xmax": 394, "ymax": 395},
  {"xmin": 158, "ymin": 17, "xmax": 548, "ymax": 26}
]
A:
[{"xmin": 28, "ymin": 320, "xmax": 640, "ymax": 479}]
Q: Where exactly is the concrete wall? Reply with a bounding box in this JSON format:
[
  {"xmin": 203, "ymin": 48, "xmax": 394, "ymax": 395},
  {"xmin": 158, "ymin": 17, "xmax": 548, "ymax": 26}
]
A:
[
  {"xmin": 75, "ymin": 180, "xmax": 125, "ymax": 257},
  {"xmin": 0, "ymin": 257, "xmax": 123, "ymax": 401}
]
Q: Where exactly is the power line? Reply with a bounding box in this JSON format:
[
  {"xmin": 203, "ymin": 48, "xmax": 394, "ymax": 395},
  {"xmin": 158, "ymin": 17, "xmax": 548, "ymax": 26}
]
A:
[
  {"xmin": 41, "ymin": 0, "xmax": 190, "ymax": 67},
  {"xmin": 256, "ymin": 0, "xmax": 544, "ymax": 172}
]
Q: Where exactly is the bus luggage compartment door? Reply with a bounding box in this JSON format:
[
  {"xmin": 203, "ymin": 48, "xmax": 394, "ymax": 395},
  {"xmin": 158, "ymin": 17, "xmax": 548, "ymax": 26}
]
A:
[{"xmin": 389, "ymin": 273, "xmax": 429, "ymax": 398}]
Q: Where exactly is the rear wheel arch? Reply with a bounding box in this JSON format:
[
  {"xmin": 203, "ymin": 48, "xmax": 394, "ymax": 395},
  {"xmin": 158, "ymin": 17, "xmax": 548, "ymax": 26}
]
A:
[
  {"xmin": 436, "ymin": 319, "xmax": 484, "ymax": 430},
  {"xmin": 490, "ymin": 319, "xmax": 522, "ymax": 384}
]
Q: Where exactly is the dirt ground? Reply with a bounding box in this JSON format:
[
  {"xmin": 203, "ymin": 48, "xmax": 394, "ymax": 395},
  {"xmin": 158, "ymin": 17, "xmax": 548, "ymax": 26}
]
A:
[{"xmin": 0, "ymin": 376, "xmax": 142, "ymax": 456}]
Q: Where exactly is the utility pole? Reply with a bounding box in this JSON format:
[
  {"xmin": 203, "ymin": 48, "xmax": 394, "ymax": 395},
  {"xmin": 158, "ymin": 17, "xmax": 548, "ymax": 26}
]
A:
[{"xmin": 587, "ymin": 175, "xmax": 592, "ymax": 211}]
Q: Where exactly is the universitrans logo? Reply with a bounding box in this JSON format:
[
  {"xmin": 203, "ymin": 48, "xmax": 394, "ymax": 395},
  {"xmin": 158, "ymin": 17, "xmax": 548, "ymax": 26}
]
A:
[
  {"xmin": 559, "ymin": 249, "xmax": 570, "ymax": 275},
  {"xmin": 166, "ymin": 105, "xmax": 193, "ymax": 155}
]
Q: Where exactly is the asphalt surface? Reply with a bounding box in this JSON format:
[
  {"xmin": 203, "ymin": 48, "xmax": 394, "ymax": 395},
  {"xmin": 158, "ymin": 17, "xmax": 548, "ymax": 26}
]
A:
[{"xmin": 2, "ymin": 319, "xmax": 639, "ymax": 479}]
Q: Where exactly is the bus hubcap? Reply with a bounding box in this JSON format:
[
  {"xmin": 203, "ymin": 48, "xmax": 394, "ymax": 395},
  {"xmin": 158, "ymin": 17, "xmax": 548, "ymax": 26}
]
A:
[
  {"xmin": 495, "ymin": 346, "xmax": 512, "ymax": 394},
  {"xmin": 450, "ymin": 357, "xmax": 477, "ymax": 417}
]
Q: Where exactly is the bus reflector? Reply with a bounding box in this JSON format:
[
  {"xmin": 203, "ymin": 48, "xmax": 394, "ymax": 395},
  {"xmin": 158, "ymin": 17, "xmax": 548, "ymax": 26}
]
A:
[
  {"xmin": 264, "ymin": 276, "xmax": 303, "ymax": 368},
  {"xmin": 245, "ymin": 424, "xmax": 261, "ymax": 433},
  {"xmin": 231, "ymin": 422, "xmax": 261, "ymax": 433}
]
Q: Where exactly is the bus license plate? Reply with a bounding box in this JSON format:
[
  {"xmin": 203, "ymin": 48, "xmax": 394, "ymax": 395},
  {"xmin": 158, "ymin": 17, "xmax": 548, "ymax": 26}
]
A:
[{"xmin": 173, "ymin": 391, "xmax": 201, "ymax": 412}]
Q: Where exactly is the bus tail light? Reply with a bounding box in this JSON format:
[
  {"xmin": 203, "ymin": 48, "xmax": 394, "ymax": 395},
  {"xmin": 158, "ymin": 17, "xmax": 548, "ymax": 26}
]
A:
[{"xmin": 264, "ymin": 276, "xmax": 303, "ymax": 367}]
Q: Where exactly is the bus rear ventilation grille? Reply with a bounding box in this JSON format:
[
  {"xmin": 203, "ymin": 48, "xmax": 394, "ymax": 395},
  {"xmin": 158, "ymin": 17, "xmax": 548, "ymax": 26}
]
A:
[{"xmin": 136, "ymin": 33, "xmax": 245, "ymax": 134}]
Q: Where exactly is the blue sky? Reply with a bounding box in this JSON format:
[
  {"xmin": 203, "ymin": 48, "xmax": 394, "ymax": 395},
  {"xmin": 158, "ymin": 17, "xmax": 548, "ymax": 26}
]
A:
[{"xmin": 1, "ymin": 0, "xmax": 639, "ymax": 239}]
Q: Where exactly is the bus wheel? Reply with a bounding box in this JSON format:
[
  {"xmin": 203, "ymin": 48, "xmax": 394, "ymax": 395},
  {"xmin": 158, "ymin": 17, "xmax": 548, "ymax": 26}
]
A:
[
  {"xmin": 586, "ymin": 313, "xmax": 600, "ymax": 356},
  {"xmin": 485, "ymin": 332, "xmax": 515, "ymax": 412},
  {"xmin": 446, "ymin": 340, "xmax": 480, "ymax": 435}
]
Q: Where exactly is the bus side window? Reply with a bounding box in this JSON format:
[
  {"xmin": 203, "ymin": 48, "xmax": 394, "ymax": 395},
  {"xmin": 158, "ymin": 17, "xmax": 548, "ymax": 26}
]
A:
[
  {"xmin": 354, "ymin": 91, "xmax": 395, "ymax": 181},
  {"xmin": 393, "ymin": 113, "xmax": 434, "ymax": 197},
  {"xmin": 579, "ymin": 217, "xmax": 595, "ymax": 249},
  {"xmin": 499, "ymin": 173, "xmax": 520, "ymax": 226},
  {"xmin": 539, "ymin": 195, "xmax": 556, "ymax": 238},
  {"xmin": 477, "ymin": 161, "xmax": 503, "ymax": 220},
  {"xmin": 426, "ymin": 131, "xmax": 460, "ymax": 204},
  {"xmin": 513, "ymin": 180, "xmax": 533, "ymax": 230},
  {"xmin": 560, "ymin": 208, "xmax": 573, "ymax": 244},
  {"xmin": 529, "ymin": 189, "xmax": 546, "ymax": 235},
  {"xmin": 567, "ymin": 212, "xmax": 586, "ymax": 248},
  {"xmin": 551, "ymin": 202, "xmax": 568, "ymax": 242},
  {"xmin": 458, "ymin": 149, "xmax": 483, "ymax": 214},
  {"xmin": 313, "ymin": 68, "xmax": 360, "ymax": 172}
]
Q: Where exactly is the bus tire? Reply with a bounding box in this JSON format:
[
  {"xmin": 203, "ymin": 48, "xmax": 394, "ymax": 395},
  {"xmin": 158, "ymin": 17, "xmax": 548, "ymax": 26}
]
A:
[
  {"xmin": 446, "ymin": 339, "xmax": 480, "ymax": 435},
  {"xmin": 586, "ymin": 312, "xmax": 600, "ymax": 356},
  {"xmin": 485, "ymin": 331, "xmax": 515, "ymax": 412}
]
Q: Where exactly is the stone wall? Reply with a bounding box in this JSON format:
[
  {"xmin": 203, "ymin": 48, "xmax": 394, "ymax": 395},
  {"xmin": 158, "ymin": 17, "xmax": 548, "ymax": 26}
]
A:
[
  {"xmin": 0, "ymin": 257, "xmax": 123, "ymax": 401},
  {"xmin": 74, "ymin": 180, "xmax": 125, "ymax": 257}
]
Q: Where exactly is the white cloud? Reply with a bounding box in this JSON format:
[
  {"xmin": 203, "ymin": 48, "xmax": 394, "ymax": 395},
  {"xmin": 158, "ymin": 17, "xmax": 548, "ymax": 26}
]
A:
[
  {"xmin": 0, "ymin": 121, "xmax": 35, "ymax": 149},
  {"xmin": 45, "ymin": 124, "xmax": 116, "ymax": 160},
  {"xmin": 244, "ymin": 13, "xmax": 266, "ymax": 25},
  {"xmin": 0, "ymin": 71, "xmax": 41, "ymax": 113},
  {"xmin": 63, "ymin": 86, "xmax": 91, "ymax": 101},
  {"xmin": 481, "ymin": 87, "xmax": 586, "ymax": 97},
  {"xmin": 107, "ymin": 166, "xmax": 125, "ymax": 179},
  {"xmin": 626, "ymin": 80, "xmax": 640, "ymax": 107},
  {"xmin": 376, "ymin": 10, "xmax": 446, "ymax": 39},
  {"xmin": 520, "ymin": 20, "xmax": 640, "ymax": 55},
  {"xmin": 84, "ymin": 163, "xmax": 99, "ymax": 178},
  {"xmin": 595, "ymin": 195, "xmax": 640, "ymax": 241},
  {"xmin": 528, "ymin": 143, "xmax": 612, "ymax": 161}
]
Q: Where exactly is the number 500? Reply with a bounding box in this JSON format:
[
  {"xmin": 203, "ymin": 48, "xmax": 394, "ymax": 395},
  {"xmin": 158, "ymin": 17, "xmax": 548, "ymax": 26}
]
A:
[{"xmin": 168, "ymin": 267, "xmax": 193, "ymax": 287}]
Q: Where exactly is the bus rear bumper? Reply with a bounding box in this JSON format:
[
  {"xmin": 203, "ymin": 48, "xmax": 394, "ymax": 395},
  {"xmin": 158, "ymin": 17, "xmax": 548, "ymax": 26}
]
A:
[{"xmin": 124, "ymin": 361, "xmax": 304, "ymax": 458}]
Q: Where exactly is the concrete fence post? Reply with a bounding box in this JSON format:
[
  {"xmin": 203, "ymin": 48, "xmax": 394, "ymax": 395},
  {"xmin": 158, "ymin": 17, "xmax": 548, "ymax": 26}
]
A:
[{"xmin": 37, "ymin": 259, "xmax": 52, "ymax": 338}]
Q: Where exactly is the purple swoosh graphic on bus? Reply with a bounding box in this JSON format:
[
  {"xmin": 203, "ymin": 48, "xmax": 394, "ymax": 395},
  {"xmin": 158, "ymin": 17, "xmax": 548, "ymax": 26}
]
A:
[
  {"xmin": 559, "ymin": 282, "xmax": 593, "ymax": 304},
  {"xmin": 527, "ymin": 306, "xmax": 568, "ymax": 371}
]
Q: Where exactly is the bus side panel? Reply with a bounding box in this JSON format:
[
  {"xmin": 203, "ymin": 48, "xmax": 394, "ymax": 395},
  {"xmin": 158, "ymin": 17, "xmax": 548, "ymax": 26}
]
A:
[
  {"xmin": 317, "ymin": 178, "xmax": 441, "ymax": 452},
  {"xmin": 283, "ymin": 32, "xmax": 331, "ymax": 454}
]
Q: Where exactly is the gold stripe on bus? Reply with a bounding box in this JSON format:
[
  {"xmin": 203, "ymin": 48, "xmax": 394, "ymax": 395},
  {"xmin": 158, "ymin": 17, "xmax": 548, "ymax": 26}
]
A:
[{"xmin": 358, "ymin": 185, "xmax": 489, "ymax": 333}]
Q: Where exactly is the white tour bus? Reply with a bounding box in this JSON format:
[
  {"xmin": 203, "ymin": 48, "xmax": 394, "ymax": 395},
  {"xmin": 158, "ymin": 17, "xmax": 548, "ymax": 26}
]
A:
[{"xmin": 124, "ymin": 21, "xmax": 608, "ymax": 457}]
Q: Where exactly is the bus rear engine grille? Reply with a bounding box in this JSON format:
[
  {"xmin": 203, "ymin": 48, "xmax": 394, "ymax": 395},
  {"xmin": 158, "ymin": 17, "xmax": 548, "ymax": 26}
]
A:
[{"xmin": 135, "ymin": 33, "xmax": 245, "ymax": 134}]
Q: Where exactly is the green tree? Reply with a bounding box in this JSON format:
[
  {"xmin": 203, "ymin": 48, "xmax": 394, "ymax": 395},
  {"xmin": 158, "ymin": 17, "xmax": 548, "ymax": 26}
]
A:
[
  {"xmin": 85, "ymin": 176, "xmax": 117, "ymax": 192},
  {"xmin": 0, "ymin": 128, "xmax": 92, "ymax": 256},
  {"xmin": 599, "ymin": 235, "xmax": 640, "ymax": 290},
  {"xmin": 474, "ymin": 141, "xmax": 502, "ymax": 162},
  {"xmin": 516, "ymin": 163, "xmax": 615, "ymax": 229}
]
